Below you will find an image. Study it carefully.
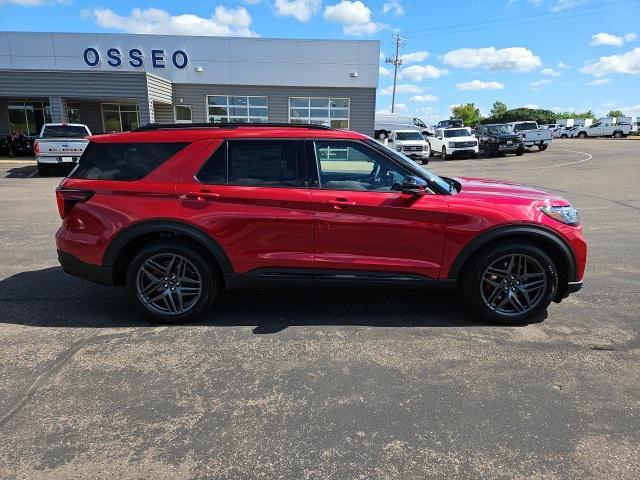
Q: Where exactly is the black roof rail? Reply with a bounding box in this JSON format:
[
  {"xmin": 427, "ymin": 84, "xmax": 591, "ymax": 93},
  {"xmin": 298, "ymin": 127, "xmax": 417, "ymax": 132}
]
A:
[{"xmin": 132, "ymin": 122, "xmax": 336, "ymax": 132}]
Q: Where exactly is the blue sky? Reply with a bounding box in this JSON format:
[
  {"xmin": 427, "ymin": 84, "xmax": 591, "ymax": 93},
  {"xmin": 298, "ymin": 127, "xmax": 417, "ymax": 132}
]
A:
[{"xmin": 1, "ymin": 0, "xmax": 639, "ymax": 122}]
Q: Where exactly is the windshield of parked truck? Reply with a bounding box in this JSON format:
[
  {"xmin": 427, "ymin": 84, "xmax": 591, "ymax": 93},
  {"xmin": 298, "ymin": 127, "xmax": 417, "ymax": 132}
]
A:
[
  {"xmin": 487, "ymin": 125, "xmax": 511, "ymax": 134},
  {"xmin": 444, "ymin": 128, "xmax": 470, "ymax": 138},
  {"xmin": 396, "ymin": 131, "xmax": 424, "ymax": 141},
  {"xmin": 42, "ymin": 125, "xmax": 89, "ymax": 138},
  {"xmin": 513, "ymin": 122, "xmax": 538, "ymax": 132}
]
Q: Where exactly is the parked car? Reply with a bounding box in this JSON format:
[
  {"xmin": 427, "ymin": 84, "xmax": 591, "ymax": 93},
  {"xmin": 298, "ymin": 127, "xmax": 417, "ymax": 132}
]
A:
[
  {"xmin": 56, "ymin": 123, "xmax": 586, "ymax": 325},
  {"xmin": 573, "ymin": 121, "xmax": 631, "ymax": 138},
  {"xmin": 34, "ymin": 123, "xmax": 91, "ymax": 175},
  {"xmin": 553, "ymin": 126, "xmax": 578, "ymax": 139},
  {"xmin": 429, "ymin": 127, "xmax": 479, "ymax": 159},
  {"xmin": 506, "ymin": 122, "xmax": 552, "ymax": 151},
  {"xmin": 436, "ymin": 119, "xmax": 464, "ymax": 129},
  {"xmin": 387, "ymin": 130, "xmax": 431, "ymax": 164},
  {"xmin": 374, "ymin": 113, "xmax": 433, "ymax": 140},
  {"xmin": 476, "ymin": 124, "xmax": 525, "ymax": 156}
]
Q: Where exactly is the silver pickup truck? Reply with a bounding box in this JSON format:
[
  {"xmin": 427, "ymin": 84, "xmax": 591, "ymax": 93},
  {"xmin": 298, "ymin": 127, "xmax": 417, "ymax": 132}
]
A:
[
  {"xmin": 506, "ymin": 121, "xmax": 552, "ymax": 151},
  {"xmin": 34, "ymin": 123, "xmax": 91, "ymax": 175}
]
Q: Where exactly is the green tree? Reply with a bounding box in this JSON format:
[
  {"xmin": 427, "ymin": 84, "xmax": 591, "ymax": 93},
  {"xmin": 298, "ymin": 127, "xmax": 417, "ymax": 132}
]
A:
[
  {"xmin": 490, "ymin": 101, "xmax": 508, "ymax": 118},
  {"xmin": 607, "ymin": 110, "xmax": 624, "ymax": 118},
  {"xmin": 480, "ymin": 108, "xmax": 556, "ymax": 125},
  {"xmin": 451, "ymin": 103, "xmax": 483, "ymax": 126},
  {"xmin": 555, "ymin": 110, "xmax": 595, "ymax": 121}
]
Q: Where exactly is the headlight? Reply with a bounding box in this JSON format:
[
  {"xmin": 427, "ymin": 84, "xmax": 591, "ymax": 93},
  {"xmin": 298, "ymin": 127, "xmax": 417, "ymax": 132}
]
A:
[
  {"xmin": 540, "ymin": 205, "xmax": 579, "ymax": 226},
  {"xmin": 448, "ymin": 142, "xmax": 455, "ymax": 148}
]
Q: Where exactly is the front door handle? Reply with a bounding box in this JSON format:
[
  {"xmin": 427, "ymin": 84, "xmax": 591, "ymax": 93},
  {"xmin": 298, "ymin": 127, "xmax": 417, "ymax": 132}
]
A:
[
  {"xmin": 327, "ymin": 198, "xmax": 357, "ymax": 209},
  {"xmin": 179, "ymin": 191, "xmax": 220, "ymax": 201}
]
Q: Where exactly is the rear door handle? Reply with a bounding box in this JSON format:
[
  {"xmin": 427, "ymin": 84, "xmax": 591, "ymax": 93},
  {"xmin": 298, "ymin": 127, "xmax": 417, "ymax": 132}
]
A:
[{"xmin": 179, "ymin": 191, "xmax": 220, "ymax": 201}]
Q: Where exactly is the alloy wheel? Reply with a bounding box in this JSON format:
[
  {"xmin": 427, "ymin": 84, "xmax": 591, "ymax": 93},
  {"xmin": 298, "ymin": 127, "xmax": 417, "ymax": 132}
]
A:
[
  {"xmin": 480, "ymin": 254, "xmax": 547, "ymax": 317},
  {"xmin": 136, "ymin": 253, "xmax": 202, "ymax": 316}
]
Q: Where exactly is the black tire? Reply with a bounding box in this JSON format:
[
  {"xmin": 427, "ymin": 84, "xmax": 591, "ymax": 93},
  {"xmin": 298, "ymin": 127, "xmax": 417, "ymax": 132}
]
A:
[
  {"xmin": 469, "ymin": 152, "xmax": 477, "ymax": 159},
  {"xmin": 561, "ymin": 134, "xmax": 568, "ymax": 139},
  {"xmin": 613, "ymin": 131, "xmax": 623, "ymax": 139},
  {"xmin": 126, "ymin": 241, "xmax": 219, "ymax": 323},
  {"xmin": 516, "ymin": 146, "xmax": 525, "ymax": 156},
  {"xmin": 441, "ymin": 146, "xmax": 449, "ymax": 160},
  {"xmin": 578, "ymin": 132, "xmax": 587, "ymax": 139},
  {"xmin": 461, "ymin": 242, "xmax": 558, "ymax": 325},
  {"xmin": 538, "ymin": 144, "xmax": 548, "ymax": 151},
  {"xmin": 37, "ymin": 163, "xmax": 50, "ymax": 176}
]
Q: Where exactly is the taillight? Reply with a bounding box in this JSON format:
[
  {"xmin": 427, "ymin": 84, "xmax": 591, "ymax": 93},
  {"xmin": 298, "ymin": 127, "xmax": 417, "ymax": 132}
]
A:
[
  {"xmin": 34, "ymin": 140, "xmax": 40, "ymax": 154},
  {"xmin": 56, "ymin": 188, "xmax": 94, "ymax": 219}
]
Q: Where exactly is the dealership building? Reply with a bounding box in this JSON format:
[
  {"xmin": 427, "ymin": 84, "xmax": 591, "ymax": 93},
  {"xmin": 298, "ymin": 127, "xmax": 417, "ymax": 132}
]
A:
[{"xmin": 0, "ymin": 31, "xmax": 379, "ymax": 137}]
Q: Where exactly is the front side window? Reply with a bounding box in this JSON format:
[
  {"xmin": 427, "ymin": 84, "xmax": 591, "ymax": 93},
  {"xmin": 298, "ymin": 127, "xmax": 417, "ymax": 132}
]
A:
[
  {"xmin": 207, "ymin": 96, "xmax": 268, "ymax": 123},
  {"xmin": 289, "ymin": 97, "xmax": 350, "ymax": 129},
  {"xmin": 102, "ymin": 103, "xmax": 140, "ymax": 133},
  {"xmin": 413, "ymin": 118, "xmax": 426, "ymax": 128},
  {"xmin": 71, "ymin": 142, "xmax": 187, "ymax": 181},
  {"xmin": 315, "ymin": 141, "xmax": 408, "ymax": 192}
]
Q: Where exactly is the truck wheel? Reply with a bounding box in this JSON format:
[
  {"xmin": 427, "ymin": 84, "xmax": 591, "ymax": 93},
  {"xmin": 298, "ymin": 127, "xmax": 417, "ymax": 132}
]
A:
[
  {"xmin": 538, "ymin": 144, "xmax": 548, "ymax": 151},
  {"xmin": 377, "ymin": 131, "xmax": 388, "ymax": 140},
  {"xmin": 37, "ymin": 163, "xmax": 50, "ymax": 176},
  {"xmin": 613, "ymin": 131, "xmax": 623, "ymax": 139},
  {"xmin": 516, "ymin": 146, "xmax": 525, "ymax": 156},
  {"xmin": 561, "ymin": 134, "xmax": 568, "ymax": 139},
  {"xmin": 441, "ymin": 146, "xmax": 450, "ymax": 160},
  {"xmin": 578, "ymin": 132, "xmax": 587, "ymax": 139}
]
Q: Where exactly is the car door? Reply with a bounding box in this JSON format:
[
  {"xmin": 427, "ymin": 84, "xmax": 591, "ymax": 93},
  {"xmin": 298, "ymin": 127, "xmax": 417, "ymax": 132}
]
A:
[
  {"xmin": 177, "ymin": 139, "xmax": 314, "ymax": 275},
  {"xmin": 431, "ymin": 129, "xmax": 443, "ymax": 151},
  {"xmin": 308, "ymin": 139, "xmax": 449, "ymax": 279}
]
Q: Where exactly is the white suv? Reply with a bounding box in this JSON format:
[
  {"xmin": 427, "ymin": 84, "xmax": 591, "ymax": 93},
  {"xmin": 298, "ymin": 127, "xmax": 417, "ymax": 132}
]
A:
[
  {"xmin": 387, "ymin": 130, "xmax": 431, "ymax": 164},
  {"xmin": 430, "ymin": 128, "xmax": 479, "ymax": 160}
]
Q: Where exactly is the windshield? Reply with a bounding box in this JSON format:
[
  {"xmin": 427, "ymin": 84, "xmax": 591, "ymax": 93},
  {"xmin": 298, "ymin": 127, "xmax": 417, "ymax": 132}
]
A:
[
  {"xmin": 396, "ymin": 131, "xmax": 424, "ymax": 141},
  {"xmin": 487, "ymin": 125, "xmax": 511, "ymax": 134},
  {"xmin": 367, "ymin": 139, "xmax": 453, "ymax": 194},
  {"xmin": 42, "ymin": 125, "xmax": 88, "ymax": 138},
  {"xmin": 444, "ymin": 129, "xmax": 470, "ymax": 138},
  {"xmin": 513, "ymin": 122, "xmax": 538, "ymax": 131}
]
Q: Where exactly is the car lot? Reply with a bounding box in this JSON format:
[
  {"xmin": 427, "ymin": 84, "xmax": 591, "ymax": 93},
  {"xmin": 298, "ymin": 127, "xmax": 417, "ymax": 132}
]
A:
[{"xmin": 0, "ymin": 139, "xmax": 639, "ymax": 479}]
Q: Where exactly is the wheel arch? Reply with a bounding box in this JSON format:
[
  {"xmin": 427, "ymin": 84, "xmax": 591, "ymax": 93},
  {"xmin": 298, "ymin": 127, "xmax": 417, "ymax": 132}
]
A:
[
  {"xmin": 448, "ymin": 225, "xmax": 578, "ymax": 299},
  {"xmin": 102, "ymin": 220, "xmax": 233, "ymax": 285}
]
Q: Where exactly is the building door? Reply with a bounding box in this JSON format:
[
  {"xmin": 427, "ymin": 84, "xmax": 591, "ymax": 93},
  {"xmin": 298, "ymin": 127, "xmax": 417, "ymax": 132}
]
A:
[
  {"xmin": 101, "ymin": 103, "xmax": 140, "ymax": 133},
  {"xmin": 7, "ymin": 101, "xmax": 52, "ymax": 136}
]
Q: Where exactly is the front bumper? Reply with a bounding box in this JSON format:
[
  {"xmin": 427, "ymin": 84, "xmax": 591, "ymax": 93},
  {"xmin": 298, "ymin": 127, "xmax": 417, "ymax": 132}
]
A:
[
  {"xmin": 58, "ymin": 250, "xmax": 113, "ymax": 285},
  {"xmin": 566, "ymin": 280, "xmax": 583, "ymax": 295},
  {"xmin": 449, "ymin": 146, "xmax": 479, "ymax": 155}
]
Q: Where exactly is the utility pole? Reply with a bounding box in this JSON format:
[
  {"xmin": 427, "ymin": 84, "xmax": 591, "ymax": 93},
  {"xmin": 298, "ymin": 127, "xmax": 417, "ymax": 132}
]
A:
[{"xmin": 385, "ymin": 34, "xmax": 404, "ymax": 113}]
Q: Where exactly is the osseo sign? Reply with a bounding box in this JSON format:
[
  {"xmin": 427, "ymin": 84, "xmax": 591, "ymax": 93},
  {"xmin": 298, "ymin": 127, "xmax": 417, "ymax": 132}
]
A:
[{"xmin": 82, "ymin": 47, "xmax": 188, "ymax": 70}]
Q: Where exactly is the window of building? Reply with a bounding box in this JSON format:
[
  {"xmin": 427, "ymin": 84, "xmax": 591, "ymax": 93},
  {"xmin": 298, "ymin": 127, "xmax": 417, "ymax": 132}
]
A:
[
  {"xmin": 206, "ymin": 96, "xmax": 268, "ymax": 123},
  {"xmin": 289, "ymin": 97, "xmax": 350, "ymax": 129},
  {"xmin": 7, "ymin": 101, "xmax": 52, "ymax": 137},
  {"xmin": 71, "ymin": 142, "xmax": 188, "ymax": 181},
  {"xmin": 314, "ymin": 140, "xmax": 408, "ymax": 192},
  {"xmin": 174, "ymin": 105, "xmax": 192, "ymax": 123},
  {"xmin": 65, "ymin": 102, "xmax": 81, "ymax": 123},
  {"xmin": 101, "ymin": 103, "xmax": 140, "ymax": 133}
]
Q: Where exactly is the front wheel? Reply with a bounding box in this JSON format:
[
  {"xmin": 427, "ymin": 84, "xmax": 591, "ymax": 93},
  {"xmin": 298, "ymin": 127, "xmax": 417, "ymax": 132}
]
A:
[
  {"xmin": 613, "ymin": 131, "xmax": 623, "ymax": 138},
  {"xmin": 516, "ymin": 146, "xmax": 525, "ymax": 156},
  {"xmin": 126, "ymin": 242, "xmax": 219, "ymax": 323},
  {"xmin": 441, "ymin": 146, "xmax": 450, "ymax": 160},
  {"xmin": 538, "ymin": 144, "xmax": 548, "ymax": 151},
  {"xmin": 578, "ymin": 132, "xmax": 587, "ymax": 139},
  {"xmin": 462, "ymin": 243, "xmax": 558, "ymax": 325}
]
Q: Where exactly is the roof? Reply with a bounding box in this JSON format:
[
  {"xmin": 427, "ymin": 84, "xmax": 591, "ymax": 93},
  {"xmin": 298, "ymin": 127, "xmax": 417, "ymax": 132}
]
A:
[{"xmin": 90, "ymin": 125, "xmax": 367, "ymax": 143}]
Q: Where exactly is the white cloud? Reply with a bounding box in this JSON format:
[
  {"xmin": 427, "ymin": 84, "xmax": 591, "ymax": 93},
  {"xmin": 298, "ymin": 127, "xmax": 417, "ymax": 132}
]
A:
[
  {"xmin": 529, "ymin": 79, "xmax": 551, "ymax": 90},
  {"xmin": 379, "ymin": 83, "xmax": 423, "ymax": 95},
  {"xmin": 618, "ymin": 104, "xmax": 640, "ymax": 117},
  {"xmin": 274, "ymin": 0, "xmax": 321, "ymax": 22},
  {"xmin": 382, "ymin": 0, "xmax": 404, "ymax": 16},
  {"xmin": 580, "ymin": 47, "xmax": 640, "ymax": 76},
  {"xmin": 456, "ymin": 80, "xmax": 504, "ymax": 91},
  {"xmin": 394, "ymin": 103, "xmax": 407, "ymax": 111},
  {"xmin": 590, "ymin": 32, "xmax": 637, "ymax": 47},
  {"xmin": 521, "ymin": 104, "xmax": 540, "ymax": 109},
  {"xmin": 558, "ymin": 61, "xmax": 571, "ymax": 69},
  {"xmin": 410, "ymin": 94, "xmax": 438, "ymax": 102},
  {"xmin": 400, "ymin": 51, "xmax": 429, "ymax": 64},
  {"xmin": 541, "ymin": 68, "xmax": 560, "ymax": 76},
  {"xmin": 587, "ymin": 78, "xmax": 612, "ymax": 86},
  {"xmin": 442, "ymin": 47, "xmax": 542, "ymax": 72},
  {"xmin": 550, "ymin": 0, "xmax": 586, "ymax": 12},
  {"xmin": 90, "ymin": 6, "xmax": 257, "ymax": 36},
  {"xmin": 379, "ymin": 66, "xmax": 392, "ymax": 77},
  {"xmin": 399, "ymin": 64, "xmax": 448, "ymax": 81},
  {"xmin": 324, "ymin": 1, "xmax": 382, "ymax": 36}
]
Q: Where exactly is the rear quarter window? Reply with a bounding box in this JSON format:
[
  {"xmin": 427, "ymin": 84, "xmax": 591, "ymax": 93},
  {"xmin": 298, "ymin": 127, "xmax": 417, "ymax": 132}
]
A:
[{"xmin": 71, "ymin": 141, "xmax": 188, "ymax": 181}]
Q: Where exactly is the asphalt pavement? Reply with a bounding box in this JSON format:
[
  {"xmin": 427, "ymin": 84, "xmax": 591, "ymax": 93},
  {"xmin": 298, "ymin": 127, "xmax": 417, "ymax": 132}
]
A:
[{"xmin": 0, "ymin": 139, "xmax": 639, "ymax": 479}]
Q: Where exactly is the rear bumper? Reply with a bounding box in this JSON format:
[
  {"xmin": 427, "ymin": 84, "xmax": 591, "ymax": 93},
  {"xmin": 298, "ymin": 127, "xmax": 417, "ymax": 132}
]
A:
[
  {"xmin": 37, "ymin": 155, "xmax": 80, "ymax": 164},
  {"xmin": 58, "ymin": 250, "xmax": 113, "ymax": 285}
]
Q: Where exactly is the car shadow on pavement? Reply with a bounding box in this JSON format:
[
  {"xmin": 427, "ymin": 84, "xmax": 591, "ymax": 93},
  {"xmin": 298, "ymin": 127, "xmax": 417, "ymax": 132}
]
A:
[{"xmin": 0, "ymin": 267, "xmax": 544, "ymax": 332}]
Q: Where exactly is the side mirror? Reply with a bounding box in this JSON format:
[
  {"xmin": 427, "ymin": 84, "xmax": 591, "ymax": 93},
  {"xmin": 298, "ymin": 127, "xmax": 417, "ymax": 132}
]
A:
[{"xmin": 402, "ymin": 175, "xmax": 427, "ymax": 196}]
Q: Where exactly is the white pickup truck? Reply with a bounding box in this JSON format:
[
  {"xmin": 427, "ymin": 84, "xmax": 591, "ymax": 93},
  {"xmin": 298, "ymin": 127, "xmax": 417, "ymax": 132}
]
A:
[
  {"xmin": 387, "ymin": 130, "xmax": 431, "ymax": 164},
  {"xmin": 573, "ymin": 121, "xmax": 631, "ymax": 139},
  {"xmin": 506, "ymin": 121, "xmax": 552, "ymax": 151},
  {"xmin": 34, "ymin": 123, "xmax": 91, "ymax": 175}
]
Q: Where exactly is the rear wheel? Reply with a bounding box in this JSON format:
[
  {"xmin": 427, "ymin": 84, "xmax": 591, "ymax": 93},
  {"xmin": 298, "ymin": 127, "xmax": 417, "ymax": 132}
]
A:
[
  {"xmin": 126, "ymin": 242, "xmax": 218, "ymax": 323},
  {"xmin": 462, "ymin": 243, "xmax": 558, "ymax": 325},
  {"xmin": 613, "ymin": 131, "xmax": 623, "ymax": 138},
  {"xmin": 561, "ymin": 134, "xmax": 568, "ymax": 139},
  {"xmin": 538, "ymin": 144, "xmax": 548, "ymax": 151},
  {"xmin": 578, "ymin": 132, "xmax": 587, "ymax": 139}
]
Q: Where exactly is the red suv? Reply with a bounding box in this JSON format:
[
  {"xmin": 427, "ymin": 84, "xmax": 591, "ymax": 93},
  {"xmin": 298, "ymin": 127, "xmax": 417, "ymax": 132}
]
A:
[{"xmin": 55, "ymin": 124, "xmax": 586, "ymax": 324}]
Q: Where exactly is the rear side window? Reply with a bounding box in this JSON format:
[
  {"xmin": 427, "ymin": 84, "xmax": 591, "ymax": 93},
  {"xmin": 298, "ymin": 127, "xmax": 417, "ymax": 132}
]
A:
[
  {"xmin": 197, "ymin": 140, "xmax": 304, "ymax": 187},
  {"xmin": 71, "ymin": 142, "xmax": 188, "ymax": 181}
]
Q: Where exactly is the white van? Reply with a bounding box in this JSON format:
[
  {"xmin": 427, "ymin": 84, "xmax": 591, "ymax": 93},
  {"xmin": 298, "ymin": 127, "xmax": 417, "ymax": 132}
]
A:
[{"xmin": 374, "ymin": 113, "xmax": 433, "ymax": 140}]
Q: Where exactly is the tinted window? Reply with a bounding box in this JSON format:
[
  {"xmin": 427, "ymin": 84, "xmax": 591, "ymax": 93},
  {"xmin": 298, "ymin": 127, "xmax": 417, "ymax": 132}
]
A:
[
  {"xmin": 514, "ymin": 122, "xmax": 538, "ymax": 131},
  {"xmin": 197, "ymin": 142, "xmax": 226, "ymax": 184},
  {"xmin": 444, "ymin": 129, "xmax": 470, "ymax": 138},
  {"xmin": 396, "ymin": 131, "xmax": 424, "ymax": 141},
  {"xmin": 42, "ymin": 125, "xmax": 89, "ymax": 138},
  {"xmin": 315, "ymin": 141, "xmax": 408, "ymax": 192},
  {"xmin": 227, "ymin": 140, "xmax": 301, "ymax": 187},
  {"xmin": 71, "ymin": 142, "xmax": 187, "ymax": 181}
]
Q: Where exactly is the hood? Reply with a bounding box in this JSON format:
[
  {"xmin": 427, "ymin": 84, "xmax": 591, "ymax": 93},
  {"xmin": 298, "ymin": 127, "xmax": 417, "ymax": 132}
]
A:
[{"xmin": 451, "ymin": 177, "xmax": 569, "ymax": 205}]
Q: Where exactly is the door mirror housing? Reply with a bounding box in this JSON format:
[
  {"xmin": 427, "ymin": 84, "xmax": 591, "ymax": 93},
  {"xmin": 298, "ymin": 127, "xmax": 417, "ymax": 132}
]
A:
[{"xmin": 402, "ymin": 175, "xmax": 428, "ymax": 196}]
